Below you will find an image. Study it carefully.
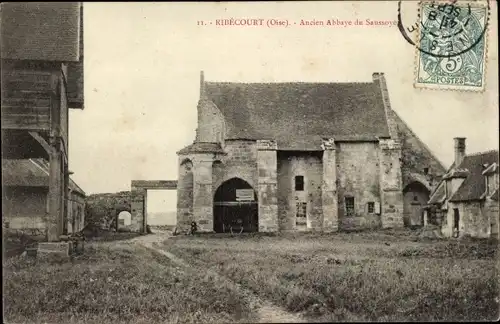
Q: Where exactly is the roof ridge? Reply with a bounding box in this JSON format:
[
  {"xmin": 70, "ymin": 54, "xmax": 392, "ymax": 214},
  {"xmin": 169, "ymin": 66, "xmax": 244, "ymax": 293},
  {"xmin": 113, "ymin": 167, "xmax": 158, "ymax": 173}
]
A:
[{"xmin": 465, "ymin": 149, "xmax": 499, "ymax": 157}]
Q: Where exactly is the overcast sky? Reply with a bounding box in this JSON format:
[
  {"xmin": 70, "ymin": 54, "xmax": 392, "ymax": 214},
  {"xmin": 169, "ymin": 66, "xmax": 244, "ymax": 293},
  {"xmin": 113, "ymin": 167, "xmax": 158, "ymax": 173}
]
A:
[{"xmin": 69, "ymin": 1, "xmax": 498, "ymax": 212}]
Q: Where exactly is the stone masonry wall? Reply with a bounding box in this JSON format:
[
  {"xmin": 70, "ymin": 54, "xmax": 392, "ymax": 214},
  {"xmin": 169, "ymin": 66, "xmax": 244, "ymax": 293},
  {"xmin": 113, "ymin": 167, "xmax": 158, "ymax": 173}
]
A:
[
  {"xmin": 444, "ymin": 201, "xmax": 491, "ymax": 238},
  {"xmin": 336, "ymin": 142, "xmax": 381, "ymax": 230},
  {"xmin": 462, "ymin": 201, "xmax": 490, "ymax": 238},
  {"xmin": 213, "ymin": 140, "xmax": 258, "ymax": 191},
  {"xmin": 195, "ymin": 99, "xmax": 225, "ymax": 144},
  {"xmin": 322, "ymin": 139, "xmax": 338, "ymax": 232},
  {"xmin": 379, "ymin": 139, "xmax": 405, "ymax": 228},
  {"xmin": 177, "ymin": 157, "xmax": 194, "ymax": 231},
  {"xmin": 484, "ymin": 198, "xmax": 499, "ymax": 238},
  {"xmin": 257, "ymin": 140, "xmax": 279, "ymax": 232},
  {"xmin": 85, "ymin": 191, "xmax": 133, "ymax": 231},
  {"xmin": 277, "ymin": 151, "xmax": 323, "ymax": 231},
  {"xmin": 2, "ymin": 186, "xmax": 48, "ymax": 238},
  {"xmin": 192, "ymin": 154, "xmax": 214, "ymax": 232}
]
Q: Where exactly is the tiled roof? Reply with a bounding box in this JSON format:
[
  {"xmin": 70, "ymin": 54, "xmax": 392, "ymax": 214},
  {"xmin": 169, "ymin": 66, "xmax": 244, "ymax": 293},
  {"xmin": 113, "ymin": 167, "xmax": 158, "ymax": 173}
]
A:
[
  {"xmin": 1, "ymin": 159, "xmax": 86, "ymax": 196},
  {"xmin": 428, "ymin": 181, "xmax": 446, "ymax": 204},
  {"xmin": 449, "ymin": 150, "xmax": 499, "ymax": 202},
  {"xmin": 177, "ymin": 142, "xmax": 225, "ymax": 155},
  {"xmin": 204, "ymin": 81, "xmax": 390, "ymax": 150},
  {"xmin": 1, "ymin": 2, "xmax": 82, "ymax": 62}
]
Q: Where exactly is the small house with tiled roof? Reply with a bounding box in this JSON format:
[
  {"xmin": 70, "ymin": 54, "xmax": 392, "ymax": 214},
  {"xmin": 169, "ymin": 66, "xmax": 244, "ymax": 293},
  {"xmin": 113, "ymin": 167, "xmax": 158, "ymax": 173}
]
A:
[
  {"xmin": 176, "ymin": 72, "xmax": 446, "ymax": 233},
  {"xmin": 427, "ymin": 138, "xmax": 499, "ymax": 238}
]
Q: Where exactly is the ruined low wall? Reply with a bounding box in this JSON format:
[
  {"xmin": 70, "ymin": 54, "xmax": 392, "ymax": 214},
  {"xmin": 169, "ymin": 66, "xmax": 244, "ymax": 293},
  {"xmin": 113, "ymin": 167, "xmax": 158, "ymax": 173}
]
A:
[{"xmin": 85, "ymin": 191, "xmax": 132, "ymax": 231}]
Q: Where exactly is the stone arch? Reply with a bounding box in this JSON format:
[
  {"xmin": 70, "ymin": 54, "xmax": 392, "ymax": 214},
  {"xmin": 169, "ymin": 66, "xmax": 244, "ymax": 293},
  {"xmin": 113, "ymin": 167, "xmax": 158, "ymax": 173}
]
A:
[
  {"xmin": 177, "ymin": 158, "xmax": 194, "ymax": 228},
  {"xmin": 403, "ymin": 181, "xmax": 431, "ymax": 228},
  {"xmin": 117, "ymin": 210, "xmax": 132, "ymax": 229},
  {"xmin": 114, "ymin": 201, "xmax": 132, "ymax": 231},
  {"xmin": 213, "ymin": 177, "xmax": 258, "ymax": 233},
  {"xmin": 404, "ymin": 173, "xmax": 433, "ymax": 192}
]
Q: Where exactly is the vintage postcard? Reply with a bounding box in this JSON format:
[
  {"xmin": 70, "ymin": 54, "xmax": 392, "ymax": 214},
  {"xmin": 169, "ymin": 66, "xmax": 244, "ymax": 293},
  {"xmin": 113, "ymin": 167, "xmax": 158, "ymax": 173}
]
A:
[{"xmin": 2, "ymin": 1, "xmax": 499, "ymax": 323}]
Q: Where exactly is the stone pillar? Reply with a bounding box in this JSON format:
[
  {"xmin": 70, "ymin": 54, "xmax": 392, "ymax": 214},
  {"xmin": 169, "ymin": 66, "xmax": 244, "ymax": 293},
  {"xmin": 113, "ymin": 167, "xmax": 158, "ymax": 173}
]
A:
[
  {"xmin": 47, "ymin": 138, "xmax": 63, "ymax": 242},
  {"xmin": 379, "ymin": 139, "xmax": 404, "ymax": 228},
  {"xmin": 130, "ymin": 190, "xmax": 145, "ymax": 233},
  {"xmin": 193, "ymin": 154, "xmax": 214, "ymax": 232},
  {"xmin": 63, "ymin": 163, "xmax": 69, "ymax": 235},
  {"xmin": 321, "ymin": 138, "xmax": 339, "ymax": 232},
  {"xmin": 257, "ymin": 140, "xmax": 279, "ymax": 232},
  {"xmin": 176, "ymin": 156, "xmax": 194, "ymax": 231}
]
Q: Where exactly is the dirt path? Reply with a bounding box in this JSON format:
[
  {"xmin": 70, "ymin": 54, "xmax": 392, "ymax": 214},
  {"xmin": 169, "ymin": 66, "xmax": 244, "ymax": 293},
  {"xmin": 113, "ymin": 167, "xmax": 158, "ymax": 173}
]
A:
[{"xmin": 129, "ymin": 231, "xmax": 307, "ymax": 323}]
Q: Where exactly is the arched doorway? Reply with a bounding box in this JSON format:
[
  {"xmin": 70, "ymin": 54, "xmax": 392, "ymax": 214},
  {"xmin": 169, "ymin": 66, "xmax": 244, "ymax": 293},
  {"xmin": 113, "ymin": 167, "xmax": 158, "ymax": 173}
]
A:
[
  {"xmin": 214, "ymin": 178, "xmax": 258, "ymax": 233},
  {"xmin": 117, "ymin": 210, "xmax": 132, "ymax": 230},
  {"xmin": 403, "ymin": 181, "xmax": 431, "ymax": 228}
]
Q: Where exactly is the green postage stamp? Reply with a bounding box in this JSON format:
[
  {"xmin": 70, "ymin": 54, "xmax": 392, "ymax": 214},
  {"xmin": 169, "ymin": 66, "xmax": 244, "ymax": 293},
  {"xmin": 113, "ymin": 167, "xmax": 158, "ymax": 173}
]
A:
[{"xmin": 415, "ymin": 1, "xmax": 489, "ymax": 91}]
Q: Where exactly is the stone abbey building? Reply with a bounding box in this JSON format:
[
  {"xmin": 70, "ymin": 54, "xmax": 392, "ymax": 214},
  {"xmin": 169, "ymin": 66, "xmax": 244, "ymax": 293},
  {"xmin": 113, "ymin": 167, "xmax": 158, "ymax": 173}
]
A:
[{"xmin": 176, "ymin": 72, "xmax": 446, "ymax": 233}]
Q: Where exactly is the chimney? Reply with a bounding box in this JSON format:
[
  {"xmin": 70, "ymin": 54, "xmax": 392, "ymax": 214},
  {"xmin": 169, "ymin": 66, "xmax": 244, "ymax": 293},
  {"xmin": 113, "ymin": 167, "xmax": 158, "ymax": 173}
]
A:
[
  {"xmin": 454, "ymin": 137, "xmax": 466, "ymax": 167},
  {"xmin": 372, "ymin": 72, "xmax": 384, "ymax": 81},
  {"xmin": 199, "ymin": 70, "xmax": 205, "ymax": 98}
]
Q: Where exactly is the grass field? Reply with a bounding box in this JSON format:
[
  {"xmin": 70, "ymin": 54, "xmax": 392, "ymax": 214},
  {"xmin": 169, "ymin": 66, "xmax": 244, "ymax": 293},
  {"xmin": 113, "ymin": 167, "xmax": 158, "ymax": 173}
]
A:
[
  {"xmin": 3, "ymin": 239, "xmax": 255, "ymax": 324},
  {"xmin": 4, "ymin": 229, "xmax": 499, "ymax": 323},
  {"xmin": 163, "ymin": 230, "xmax": 500, "ymax": 322}
]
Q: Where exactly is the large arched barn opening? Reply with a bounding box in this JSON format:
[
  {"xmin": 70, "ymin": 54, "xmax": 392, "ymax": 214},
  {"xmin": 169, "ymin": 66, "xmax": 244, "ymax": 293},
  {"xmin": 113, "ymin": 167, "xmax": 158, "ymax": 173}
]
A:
[
  {"xmin": 403, "ymin": 181, "xmax": 431, "ymax": 228},
  {"xmin": 214, "ymin": 178, "xmax": 258, "ymax": 233}
]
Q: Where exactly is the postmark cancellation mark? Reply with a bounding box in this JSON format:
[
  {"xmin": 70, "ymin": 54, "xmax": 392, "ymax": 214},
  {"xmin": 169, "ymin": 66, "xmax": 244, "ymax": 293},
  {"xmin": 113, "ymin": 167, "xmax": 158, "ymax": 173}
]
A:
[{"xmin": 415, "ymin": 1, "xmax": 489, "ymax": 91}]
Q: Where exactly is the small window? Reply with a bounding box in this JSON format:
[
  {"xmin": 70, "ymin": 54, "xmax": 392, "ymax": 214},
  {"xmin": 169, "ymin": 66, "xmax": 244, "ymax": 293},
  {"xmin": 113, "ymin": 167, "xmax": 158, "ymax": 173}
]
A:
[
  {"xmin": 345, "ymin": 197, "xmax": 355, "ymax": 217},
  {"xmin": 423, "ymin": 167, "xmax": 429, "ymax": 175},
  {"xmin": 295, "ymin": 176, "xmax": 304, "ymax": 191},
  {"xmin": 367, "ymin": 202, "xmax": 375, "ymax": 213}
]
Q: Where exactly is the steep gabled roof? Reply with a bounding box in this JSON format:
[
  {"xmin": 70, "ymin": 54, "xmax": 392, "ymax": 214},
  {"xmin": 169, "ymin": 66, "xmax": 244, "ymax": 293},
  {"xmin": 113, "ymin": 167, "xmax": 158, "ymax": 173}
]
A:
[
  {"xmin": 204, "ymin": 81, "xmax": 390, "ymax": 150},
  {"xmin": 1, "ymin": 2, "xmax": 82, "ymax": 62},
  {"xmin": 449, "ymin": 150, "xmax": 499, "ymax": 202},
  {"xmin": 1, "ymin": 158, "xmax": 86, "ymax": 196}
]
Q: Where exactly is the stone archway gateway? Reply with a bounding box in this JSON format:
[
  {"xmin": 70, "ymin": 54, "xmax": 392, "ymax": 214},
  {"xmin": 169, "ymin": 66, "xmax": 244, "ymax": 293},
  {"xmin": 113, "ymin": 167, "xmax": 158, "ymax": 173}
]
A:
[
  {"xmin": 130, "ymin": 180, "xmax": 177, "ymax": 233},
  {"xmin": 213, "ymin": 178, "xmax": 259, "ymax": 233},
  {"xmin": 403, "ymin": 181, "xmax": 431, "ymax": 227}
]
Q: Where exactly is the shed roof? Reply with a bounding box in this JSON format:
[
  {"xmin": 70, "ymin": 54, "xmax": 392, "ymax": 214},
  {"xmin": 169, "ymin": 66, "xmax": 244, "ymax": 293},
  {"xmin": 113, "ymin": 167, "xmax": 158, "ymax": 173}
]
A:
[{"xmin": 1, "ymin": 158, "xmax": 86, "ymax": 196}]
